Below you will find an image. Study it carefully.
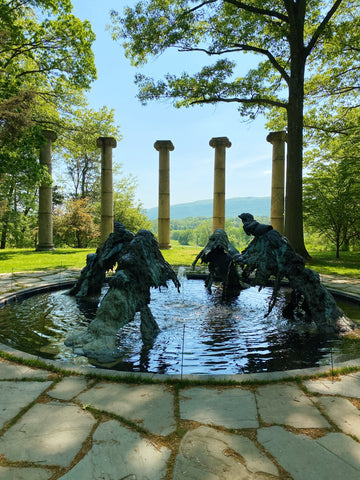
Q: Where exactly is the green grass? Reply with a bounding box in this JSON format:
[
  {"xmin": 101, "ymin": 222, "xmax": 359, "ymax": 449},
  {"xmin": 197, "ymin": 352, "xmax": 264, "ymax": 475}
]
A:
[
  {"xmin": 0, "ymin": 245, "xmax": 359, "ymax": 279},
  {"xmin": 161, "ymin": 245, "xmax": 200, "ymax": 266},
  {"xmin": 0, "ymin": 248, "xmax": 94, "ymax": 273},
  {"xmin": 307, "ymin": 251, "xmax": 360, "ymax": 279}
]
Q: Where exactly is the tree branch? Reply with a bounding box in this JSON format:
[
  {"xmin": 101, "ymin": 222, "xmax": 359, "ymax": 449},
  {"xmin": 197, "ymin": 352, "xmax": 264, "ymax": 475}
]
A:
[
  {"xmin": 232, "ymin": 43, "xmax": 290, "ymax": 83},
  {"xmin": 190, "ymin": 96, "xmax": 288, "ymax": 109},
  {"xmin": 224, "ymin": 0, "xmax": 288, "ymax": 22},
  {"xmin": 179, "ymin": 43, "xmax": 290, "ymax": 84},
  {"xmin": 305, "ymin": 0, "xmax": 343, "ymax": 57},
  {"xmin": 183, "ymin": 0, "xmax": 218, "ymax": 15}
]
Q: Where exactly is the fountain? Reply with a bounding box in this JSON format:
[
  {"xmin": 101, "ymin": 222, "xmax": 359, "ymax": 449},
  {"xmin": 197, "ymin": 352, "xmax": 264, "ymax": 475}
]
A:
[
  {"xmin": 193, "ymin": 214, "xmax": 355, "ymax": 334},
  {"xmin": 0, "ymin": 216, "xmax": 358, "ymax": 374}
]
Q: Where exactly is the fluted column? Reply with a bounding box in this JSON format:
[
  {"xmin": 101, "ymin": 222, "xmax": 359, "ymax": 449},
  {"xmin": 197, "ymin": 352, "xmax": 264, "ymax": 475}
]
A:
[
  {"xmin": 210, "ymin": 137, "xmax": 231, "ymax": 232},
  {"xmin": 36, "ymin": 130, "xmax": 57, "ymax": 251},
  {"xmin": 267, "ymin": 131, "xmax": 287, "ymax": 234},
  {"xmin": 97, "ymin": 137, "xmax": 117, "ymax": 243},
  {"xmin": 154, "ymin": 140, "xmax": 174, "ymax": 249}
]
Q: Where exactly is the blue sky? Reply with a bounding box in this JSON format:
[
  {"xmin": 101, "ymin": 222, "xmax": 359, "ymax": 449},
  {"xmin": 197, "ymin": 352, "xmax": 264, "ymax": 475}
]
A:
[{"xmin": 71, "ymin": 0, "xmax": 273, "ymax": 209}]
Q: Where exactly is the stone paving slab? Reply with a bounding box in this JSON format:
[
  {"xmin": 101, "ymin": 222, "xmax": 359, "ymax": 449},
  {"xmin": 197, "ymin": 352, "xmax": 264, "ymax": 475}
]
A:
[
  {"xmin": 255, "ymin": 383, "xmax": 330, "ymax": 428},
  {"xmin": 304, "ymin": 372, "xmax": 360, "ymax": 398},
  {"xmin": 314, "ymin": 396, "xmax": 360, "ymax": 439},
  {"xmin": 76, "ymin": 382, "xmax": 176, "ymax": 436},
  {"xmin": 258, "ymin": 426, "xmax": 360, "ymax": 480},
  {"xmin": 0, "ymin": 467, "xmax": 53, "ymax": 480},
  {"xmin": 173, "ymin": 425, "xmax": 279, "ymax": 479},
  {"xmin": 48, "ymin": 377, "xmax": 90, "ymax": 400},
  {"xmin": 179, "ymin": 387, "xmax": 258, "ymax": 429},
  {"xmin": 0, "ymin": 359, "xmax": 50, "ymax": 379},
  {"xmin": 0, "ymin": 402, "xmax": 95, "ymax": 467},
  {"xmin": 0, "ymin": 381, "xmax": 52, "ymax": 429},
  {"xmin": 59, "ymin": 419, "xmax": 171, "ymax": 480}
]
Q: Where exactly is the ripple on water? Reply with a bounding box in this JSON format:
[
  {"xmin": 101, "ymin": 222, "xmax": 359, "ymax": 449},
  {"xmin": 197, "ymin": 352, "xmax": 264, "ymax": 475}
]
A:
[{"xmin": 0, "ymin": 279, "xmax": 359, "ymax": 374}]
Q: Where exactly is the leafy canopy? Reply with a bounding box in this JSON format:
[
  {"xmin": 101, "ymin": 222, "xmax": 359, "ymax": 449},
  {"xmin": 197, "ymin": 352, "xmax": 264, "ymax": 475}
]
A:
[{"xmin": 110, "ymin": 0, "xmax": 355, "ymax": 117}]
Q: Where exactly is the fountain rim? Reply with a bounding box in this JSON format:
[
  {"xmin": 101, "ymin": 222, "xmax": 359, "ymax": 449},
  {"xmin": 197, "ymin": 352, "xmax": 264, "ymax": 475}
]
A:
[{"xmin": 1, "ymin": 277, "xmax": 360, "ymax": 384}]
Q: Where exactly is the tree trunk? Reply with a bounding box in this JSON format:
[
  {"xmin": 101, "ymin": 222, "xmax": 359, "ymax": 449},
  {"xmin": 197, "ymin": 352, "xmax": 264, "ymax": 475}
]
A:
[
  {"xmin": 284, "ymin": 8, "xmax": 309, "ymax": 259},
  {"xmin": 0, "ymin": 186, "xmax": 14, "ymax": 249}
]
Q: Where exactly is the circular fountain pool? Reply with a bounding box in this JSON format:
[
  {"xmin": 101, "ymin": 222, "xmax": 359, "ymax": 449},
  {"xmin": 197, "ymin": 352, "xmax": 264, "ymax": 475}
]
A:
[{"xmin": 0, "ymin": 279, "xmax": 359, "ymax": 375}]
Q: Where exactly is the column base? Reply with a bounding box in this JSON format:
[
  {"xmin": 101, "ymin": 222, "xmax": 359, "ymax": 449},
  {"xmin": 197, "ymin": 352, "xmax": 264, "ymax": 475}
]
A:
[
  {"xmin": 36, "ymin": 244, "xmax": 55, "ymax": 251},
  {"xmin": 159, "ymin": 243, "xmax": 172, "ymax": 250}
]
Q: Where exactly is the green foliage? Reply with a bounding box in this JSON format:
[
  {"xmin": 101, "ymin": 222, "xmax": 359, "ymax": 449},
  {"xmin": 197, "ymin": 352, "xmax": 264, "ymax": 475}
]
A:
[
  {"xmin": 0, "ymin": 0, "xmax": 98, "ymax": 248},
  {"xmin": 303, "ymin": 158, "xmax": 360, "ymax": 258},
  {"xmin": 111, "ymin": 0, "xmax": 360, "ymax": 255},
  {"xmin": 0, "ymin": 128, "xmax": 50, "ymax": 248},
  {"xmin": 57, "ymin": 105, "xmax": 121, "ymax": 200},
  {"xmin": 54, "ymin": 197, "xmax": 100, "ymax": 248},
  {"xmin": 113, "ymin": 175, "xmax": 152, "ymax": 232},
  {"xmin": 0, "ymin": 0, "xmax": 96, "ymax": 140},
  {"xmin": 167, "ymin": 216, "xmax": 262, "ymax": 249}
]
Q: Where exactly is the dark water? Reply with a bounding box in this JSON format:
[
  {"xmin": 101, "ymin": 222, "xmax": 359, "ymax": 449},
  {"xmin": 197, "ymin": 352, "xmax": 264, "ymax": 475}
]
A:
[{"xmin": 0, "ymin": 279, "xmax": 359, "ymax": 374}]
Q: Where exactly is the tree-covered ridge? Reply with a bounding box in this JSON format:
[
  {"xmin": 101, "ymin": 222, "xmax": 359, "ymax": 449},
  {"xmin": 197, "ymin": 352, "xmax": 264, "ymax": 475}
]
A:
[{"xmin": 146, "ymin": 196, "xmax": 271, "ymax": 220}]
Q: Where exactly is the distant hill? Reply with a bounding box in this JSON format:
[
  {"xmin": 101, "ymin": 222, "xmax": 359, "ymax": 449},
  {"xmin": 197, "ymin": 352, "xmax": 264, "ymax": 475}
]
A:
[{"xmin": 146, "ymin": 196, "xmax": 271, "ymax": 220}]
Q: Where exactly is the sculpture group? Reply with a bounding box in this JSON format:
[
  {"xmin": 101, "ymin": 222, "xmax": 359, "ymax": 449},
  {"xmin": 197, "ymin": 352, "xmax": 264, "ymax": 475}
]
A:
[
  {"xmin": 66, "ymin": 215, "xmax": 355, "ymax": 363},
  {"xmin": 65, "ymin": 222, "xmax": 180, "ymax": 363}
]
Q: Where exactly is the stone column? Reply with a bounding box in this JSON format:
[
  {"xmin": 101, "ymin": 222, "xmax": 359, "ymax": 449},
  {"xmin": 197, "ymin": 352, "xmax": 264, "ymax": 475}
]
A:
[
  {"xmin": 154, "ymin": 140, "xmax": 174, "ymax": 250},
  {"xmin": 97, "ymin": 137, "xmax": 117, "ymax": 244},
  {"xmin": 266, "ymin": 131, "xmax": 287, "ymax": 234},
  {"xmin": 210, "ymin": 137, "xmax": 231, "ymax": 232},
  {"xmin": 36, "ymin": 130, "xmax": 57, "ymax": 251}
]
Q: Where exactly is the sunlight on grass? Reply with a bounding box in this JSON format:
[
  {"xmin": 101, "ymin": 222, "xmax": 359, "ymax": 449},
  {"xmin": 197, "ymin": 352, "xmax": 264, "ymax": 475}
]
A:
[
  {"xmin": 0, "ymin": 248, "xmax": 95, "ymax": 273},
  {"xmin": 0, "ymin": 246, "xmax": 358, "ymax": 278},
  {"xmin": 307, "ymin": 251, "xmax": 360, "ymax": 279}
]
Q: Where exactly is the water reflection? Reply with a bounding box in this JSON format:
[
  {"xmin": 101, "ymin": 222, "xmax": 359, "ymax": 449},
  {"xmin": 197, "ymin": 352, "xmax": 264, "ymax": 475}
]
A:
[{"xmin": 0, "ymin": 279, "xmax": 359, "ymax": 374}]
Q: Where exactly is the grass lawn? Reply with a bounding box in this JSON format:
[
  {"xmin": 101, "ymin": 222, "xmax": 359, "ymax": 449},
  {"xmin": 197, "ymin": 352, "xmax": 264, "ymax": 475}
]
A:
[
  {"xmin": 0, "ymin": 248, "xmax": 94, "ymax": 273},
  {"xmin": 0, "ymin": 245, "xmax": 358, "ymax": 279},
  {"xmin": 307, "ymin": 251, "xmax": 360, "ymax": 279}
]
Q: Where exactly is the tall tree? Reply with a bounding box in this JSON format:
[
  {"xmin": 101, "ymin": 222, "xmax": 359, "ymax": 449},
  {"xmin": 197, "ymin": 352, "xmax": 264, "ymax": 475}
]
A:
[
  {"xmin": 0, "ymin": 128, "xmax": 47, "ymax": 248},
  {"xmin": 57, "ymin": 105, "xmax": 121, "ymax": 200},
  {"xmin": 110, "ymin": 0, "xmax": 359, "ymax": 257},
  {"xmin": 0, "ymin": 0, "xmax": 97, "ymax": 247},
  {"xmin": 0, "ymin": 0, "xmax": 96, "ymax": 142}
]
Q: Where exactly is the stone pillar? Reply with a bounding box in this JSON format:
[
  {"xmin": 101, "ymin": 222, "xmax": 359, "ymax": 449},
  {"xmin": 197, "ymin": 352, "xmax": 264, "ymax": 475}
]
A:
[
  {"xmin": 266, "ymin": 131, "xmax": 287, "ymax": 234},
  {"xmin": 97, "ymin": 137, "xmax": 117, "ymax": 244},
  {"xmin": 154, "ymin": 140, "xmax": 174, "ymax": 250},
  {"xmin": 36, "ymin": 130, "xmax": 57, "ymax": 251},
  {"xmin": 210, "ymin": 137, "xmax": 231, "ymax": 232}
]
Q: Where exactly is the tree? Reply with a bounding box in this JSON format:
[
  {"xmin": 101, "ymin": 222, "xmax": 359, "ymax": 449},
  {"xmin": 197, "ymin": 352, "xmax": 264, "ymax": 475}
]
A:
[
  {"xmin": 303, "ymin": 159, "xmax": 360, "ymax": 258},
  {"xmin": 113, "ymin": 176, "xmax": 152, "ymax": 232},
  {"xmin": 110, "ymin": 0, "xmax": 360, "ymax": 257},
  {"xmin": 57, "ymin": 105, "xmax": 121, "ymax": 200},
  {"xmin": 0, "ymin": 1, "xmax": 97, "ymax": 247},
  {"xmin": 0, "ymin": 128, "xmax": 49, "ymax": 248},
  {"xmin": 0, "ymin": 0, "xmax": 96, "ymax": 141},
  {"xmin": 54, "ymin": 197, "xmax": 99, "ymax": 248}
]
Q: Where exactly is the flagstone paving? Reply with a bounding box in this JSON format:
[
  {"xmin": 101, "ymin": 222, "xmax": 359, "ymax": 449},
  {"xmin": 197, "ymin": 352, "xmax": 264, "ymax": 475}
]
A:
[
  {"xmin": 0, "ymin": 357, "xmax": 359, "ymax": 479},
  {"xmin": 0, "ymin": 270, "xmax": 359, "ymax": 478}
]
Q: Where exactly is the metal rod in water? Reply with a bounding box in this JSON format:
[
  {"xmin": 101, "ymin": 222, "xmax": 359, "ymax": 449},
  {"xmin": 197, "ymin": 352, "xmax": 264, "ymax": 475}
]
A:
[
  {"xmin": 330, "ymin": 347, "xmax": 334, "ymax": 382},
  {"xmin": 181, "ymin": 324, "xmax": 185, "ymax": 380}
]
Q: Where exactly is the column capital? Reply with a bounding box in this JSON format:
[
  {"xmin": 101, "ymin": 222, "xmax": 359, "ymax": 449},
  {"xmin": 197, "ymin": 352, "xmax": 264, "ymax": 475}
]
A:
[
  {"xmin": 266, "ymin": 131, "xmax": 287, "ymax": 144},
  {"xmin": 154, "ymin": 140, "xmax": 174, "ymax": 151},
  {"xmin": 42, "ymin": 130, "xmax": 57, "ymax": 142},
  {"xmin": 209, "ymin": 137, "xmax": 231, "ymax": 148},
  {"xmin": 97, "ymin": 137, "xmax": 117, "ymax": 148}
]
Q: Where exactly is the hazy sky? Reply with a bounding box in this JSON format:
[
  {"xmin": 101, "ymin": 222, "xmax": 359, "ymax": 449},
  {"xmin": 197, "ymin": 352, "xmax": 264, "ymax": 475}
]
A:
[{"xmin": 71, "ymin": 0, "xmax": 273, "ymax": 209}]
